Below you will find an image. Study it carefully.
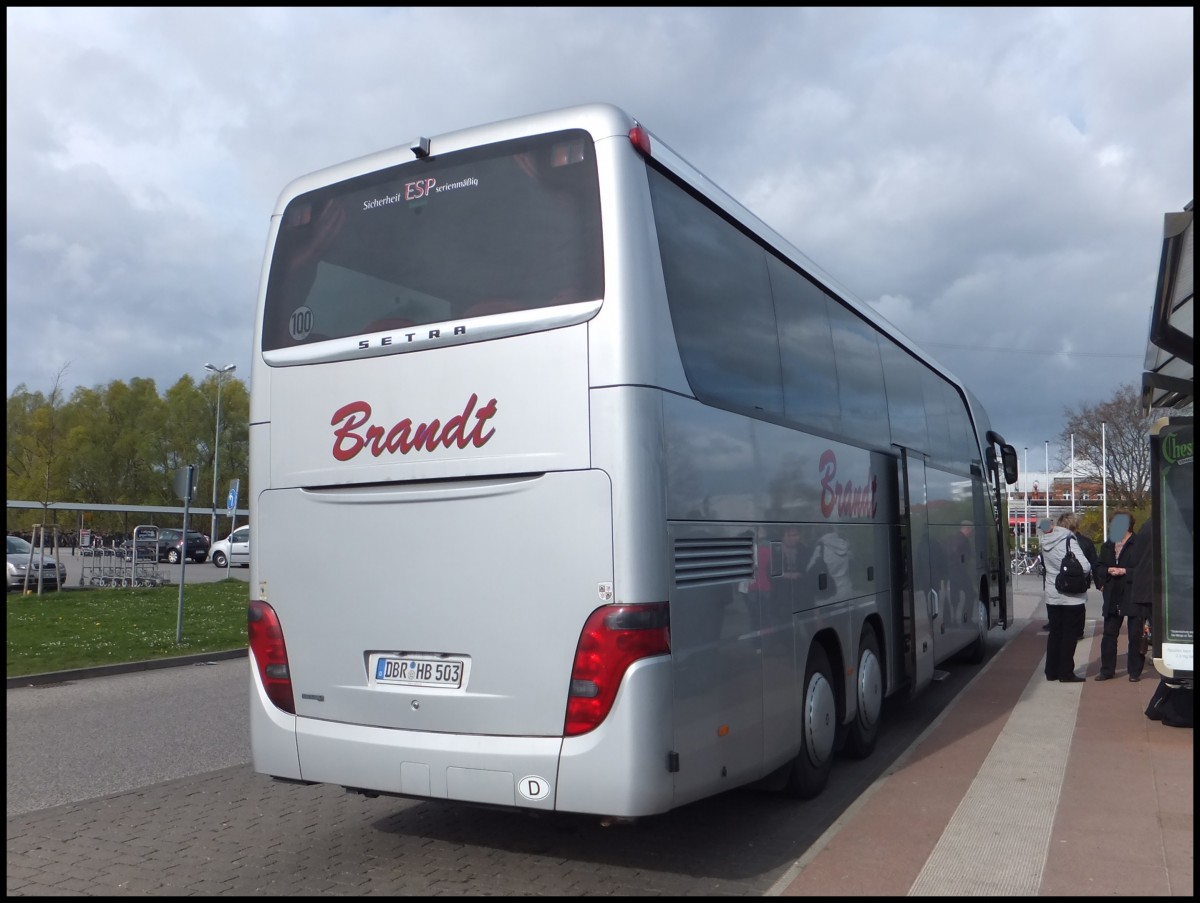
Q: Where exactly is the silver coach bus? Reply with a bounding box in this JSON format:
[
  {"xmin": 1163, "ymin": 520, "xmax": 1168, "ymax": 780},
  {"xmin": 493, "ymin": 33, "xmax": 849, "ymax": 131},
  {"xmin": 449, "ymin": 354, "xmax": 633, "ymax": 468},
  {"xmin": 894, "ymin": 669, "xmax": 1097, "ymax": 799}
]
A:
[{"xmin": 247, "ymin": 103, "xmax": 1020, "ymax": 820}]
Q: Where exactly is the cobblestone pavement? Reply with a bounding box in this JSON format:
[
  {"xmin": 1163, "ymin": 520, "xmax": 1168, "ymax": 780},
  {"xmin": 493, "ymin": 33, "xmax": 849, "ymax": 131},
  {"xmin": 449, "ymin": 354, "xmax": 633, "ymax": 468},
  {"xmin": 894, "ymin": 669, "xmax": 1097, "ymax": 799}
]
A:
[{"xmin": 8, "ymin": 575, "xmax": 1191, "ymax": 896}]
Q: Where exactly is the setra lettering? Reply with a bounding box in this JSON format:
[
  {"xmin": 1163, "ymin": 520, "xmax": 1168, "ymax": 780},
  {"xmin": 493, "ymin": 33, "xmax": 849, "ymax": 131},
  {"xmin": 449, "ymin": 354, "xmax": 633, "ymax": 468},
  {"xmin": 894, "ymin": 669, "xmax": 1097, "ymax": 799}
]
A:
[{"xmin": 330, "ymin": 393, "xmax": 499, "ymax": 462}]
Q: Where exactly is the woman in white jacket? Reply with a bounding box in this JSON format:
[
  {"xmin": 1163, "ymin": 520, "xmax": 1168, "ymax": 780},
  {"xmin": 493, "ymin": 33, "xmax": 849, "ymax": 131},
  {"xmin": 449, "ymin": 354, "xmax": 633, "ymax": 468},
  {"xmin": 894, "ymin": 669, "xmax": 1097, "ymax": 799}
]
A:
[{"xmin": 1040, "ymin": 513, "xmax": 1090, "ymax": 682}]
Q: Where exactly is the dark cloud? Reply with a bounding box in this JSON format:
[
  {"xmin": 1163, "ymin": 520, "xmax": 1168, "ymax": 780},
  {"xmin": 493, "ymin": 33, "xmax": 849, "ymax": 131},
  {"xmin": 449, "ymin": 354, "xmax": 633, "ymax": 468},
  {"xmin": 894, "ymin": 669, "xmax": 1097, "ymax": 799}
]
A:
[{"xmin": 6, "ymin": 7, "xmax": 1192, "ymax": 468}]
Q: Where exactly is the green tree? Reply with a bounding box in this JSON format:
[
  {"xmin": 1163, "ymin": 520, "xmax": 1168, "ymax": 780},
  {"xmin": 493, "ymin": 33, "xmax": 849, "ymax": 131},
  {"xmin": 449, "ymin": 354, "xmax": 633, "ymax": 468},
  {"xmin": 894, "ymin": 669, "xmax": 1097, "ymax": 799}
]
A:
[
  {"xmin": 6, "ymin": 372, "xmax": 249, "ymax": 539},
  {"xmin": 6, "ymin": 367, "xmax": 72, "ymax": 544}
]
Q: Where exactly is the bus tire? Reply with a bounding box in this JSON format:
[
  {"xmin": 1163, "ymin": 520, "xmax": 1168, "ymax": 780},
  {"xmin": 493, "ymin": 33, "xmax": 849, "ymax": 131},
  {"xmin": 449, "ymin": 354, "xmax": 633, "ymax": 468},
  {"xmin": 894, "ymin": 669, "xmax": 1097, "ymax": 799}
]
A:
[
  {"xmin": 842, "ymin": 628, "xmax": 882, "ymax": 760},
  {"xmin": 960, "ymin": 600, "xmax": 988, "ymax": 664},
  {"xmin": 783, "ymin": 643, "xmax": 836, "ymax": 799}
]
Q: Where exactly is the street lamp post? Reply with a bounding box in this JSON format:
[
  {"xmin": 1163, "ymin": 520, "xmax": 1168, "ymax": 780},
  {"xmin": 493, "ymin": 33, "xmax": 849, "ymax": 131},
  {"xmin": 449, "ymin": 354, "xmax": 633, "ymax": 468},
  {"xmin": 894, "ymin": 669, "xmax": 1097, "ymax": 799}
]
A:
[
  {"xmin": 1044, "ymin": 440, "xmax": 1050, "ymax": 520},
  {"xmin": 204, "ymin": 363, "xmax": 237, "ymax": 545},
  {"xmin": 1023, "ymin": 447, "xmax": 1029, "ymax": 551},
  {"xmin": 1101, "ymin": 421, "xmax": 1108, "ymax": 537},
  {"xmin": 1070, "ymin": 433, "xmax": 1076, "ymax": 510}
]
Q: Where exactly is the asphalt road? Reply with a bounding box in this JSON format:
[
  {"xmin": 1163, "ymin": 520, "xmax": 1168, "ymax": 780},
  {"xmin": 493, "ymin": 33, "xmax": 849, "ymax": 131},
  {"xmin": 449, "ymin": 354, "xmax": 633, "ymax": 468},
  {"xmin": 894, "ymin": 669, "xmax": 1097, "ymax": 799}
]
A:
[
  {"xmin": 160, "ymin": 557, "xmax": 250, "ymax": 585},
  {"xmin": 6, "ymin": 658, "xmax": 251, "ymax": 817},
  {"xmin": 57, "ymin": 549, "xmax": 250, "ymax": 589}
]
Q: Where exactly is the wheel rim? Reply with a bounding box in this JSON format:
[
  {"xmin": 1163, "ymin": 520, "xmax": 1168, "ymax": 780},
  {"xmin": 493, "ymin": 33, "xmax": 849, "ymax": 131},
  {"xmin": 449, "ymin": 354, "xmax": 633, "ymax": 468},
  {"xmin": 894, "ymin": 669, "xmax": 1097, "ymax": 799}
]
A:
[
  {"xmin": 856, "ymin": 647, "xmax": 883, "ymax": 730},
  {"xmin": 803, "ymin": 669, "xmax": 837, "ymax": 767}
]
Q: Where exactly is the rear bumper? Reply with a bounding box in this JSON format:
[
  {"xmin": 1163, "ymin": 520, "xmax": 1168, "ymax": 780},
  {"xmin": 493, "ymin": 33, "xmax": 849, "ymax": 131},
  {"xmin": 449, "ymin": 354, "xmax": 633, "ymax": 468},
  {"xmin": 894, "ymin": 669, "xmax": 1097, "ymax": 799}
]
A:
[{"xmin": 251, "ymin": 654, "xmax": 676, "ymax": 817}]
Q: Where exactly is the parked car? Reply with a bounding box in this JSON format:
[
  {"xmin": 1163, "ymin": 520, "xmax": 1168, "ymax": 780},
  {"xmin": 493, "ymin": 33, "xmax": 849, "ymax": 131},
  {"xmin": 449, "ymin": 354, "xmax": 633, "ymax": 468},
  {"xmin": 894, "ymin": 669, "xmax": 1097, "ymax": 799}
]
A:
[
  {"xmin": 209, "ymin": 525, "xmax": 250, "ymax": 568},
  {"xmin": 7, "ymin": 535, "xmax": 67, "ymax": 592},
  {"xmin": 156, "ymin": 528, "xmax": 210, "ymax": 564}
]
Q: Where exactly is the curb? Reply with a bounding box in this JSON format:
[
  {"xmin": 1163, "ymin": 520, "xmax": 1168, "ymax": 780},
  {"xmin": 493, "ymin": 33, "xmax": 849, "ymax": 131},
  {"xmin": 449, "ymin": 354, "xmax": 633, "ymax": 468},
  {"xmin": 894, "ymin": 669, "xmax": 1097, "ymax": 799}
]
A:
[{"xmin": 7, "ymin": 647, "xmax": 248, "ymax": 689}]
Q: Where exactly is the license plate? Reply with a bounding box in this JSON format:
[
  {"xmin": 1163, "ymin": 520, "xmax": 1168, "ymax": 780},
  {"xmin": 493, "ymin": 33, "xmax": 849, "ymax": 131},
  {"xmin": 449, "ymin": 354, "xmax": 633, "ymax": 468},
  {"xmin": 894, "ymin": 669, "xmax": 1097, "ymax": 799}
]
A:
[{"xmin": 373, "ymin": 655, "xmax": 464, "ymax": 688}]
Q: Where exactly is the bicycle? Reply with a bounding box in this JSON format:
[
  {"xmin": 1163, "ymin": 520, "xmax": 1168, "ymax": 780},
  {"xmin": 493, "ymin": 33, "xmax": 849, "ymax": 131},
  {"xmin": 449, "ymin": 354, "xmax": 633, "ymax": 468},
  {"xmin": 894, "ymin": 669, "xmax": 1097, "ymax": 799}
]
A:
[{"xmin": 1011, "ymin": 550, "xmax": 1044, "ymax": 576}]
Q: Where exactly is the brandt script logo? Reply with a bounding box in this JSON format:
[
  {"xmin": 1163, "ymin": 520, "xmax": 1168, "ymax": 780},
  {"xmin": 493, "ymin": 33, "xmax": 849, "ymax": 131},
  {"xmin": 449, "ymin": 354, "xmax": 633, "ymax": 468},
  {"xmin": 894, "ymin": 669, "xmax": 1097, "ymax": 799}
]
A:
[
  {"xmin": 819, "ymin": 449, "xmax": 878, "ymax": 519},
  {"xmin": 330, "ymin": 393, "xmax": 498, "ymax": 462}
]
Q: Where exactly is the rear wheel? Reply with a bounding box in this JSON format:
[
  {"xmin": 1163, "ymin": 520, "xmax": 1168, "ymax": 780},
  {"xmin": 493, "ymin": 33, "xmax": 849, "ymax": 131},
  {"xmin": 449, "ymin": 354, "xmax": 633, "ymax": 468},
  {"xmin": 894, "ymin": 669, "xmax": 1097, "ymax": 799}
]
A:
[
  {"xmin": 783, "ymin": 643, "xmax": 836, "ymax": 799},
  {"xmin": 960, "ymin": 600, "xmax": 989, "ymax": 664},
  {"xmin": 842, "ymin": 628, "xmax": 882, "ymax": 759}
]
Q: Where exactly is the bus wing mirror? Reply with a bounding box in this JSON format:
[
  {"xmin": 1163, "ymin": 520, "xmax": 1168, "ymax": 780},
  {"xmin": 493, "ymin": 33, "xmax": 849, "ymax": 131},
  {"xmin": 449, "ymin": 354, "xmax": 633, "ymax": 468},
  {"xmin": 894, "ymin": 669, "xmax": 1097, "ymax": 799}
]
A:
[{"xmin": 1000, "ymin": 444, "xmax": 1019, "ymax": 485}]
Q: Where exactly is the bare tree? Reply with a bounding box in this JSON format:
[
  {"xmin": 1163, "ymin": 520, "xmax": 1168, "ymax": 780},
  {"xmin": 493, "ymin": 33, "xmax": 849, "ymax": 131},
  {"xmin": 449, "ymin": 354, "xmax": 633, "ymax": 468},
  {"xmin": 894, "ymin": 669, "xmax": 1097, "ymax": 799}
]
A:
[{"xmin": 1058, "ymin": 382, "xmax": 1157, "ymax": 509}]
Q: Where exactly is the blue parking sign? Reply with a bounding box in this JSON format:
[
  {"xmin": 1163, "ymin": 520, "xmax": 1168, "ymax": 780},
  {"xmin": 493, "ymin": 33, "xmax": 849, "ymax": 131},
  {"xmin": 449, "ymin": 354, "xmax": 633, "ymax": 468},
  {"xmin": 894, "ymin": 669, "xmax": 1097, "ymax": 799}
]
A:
[{"xmin": 226, "ymin": 478, "xmax": 240, "ymax": 512}]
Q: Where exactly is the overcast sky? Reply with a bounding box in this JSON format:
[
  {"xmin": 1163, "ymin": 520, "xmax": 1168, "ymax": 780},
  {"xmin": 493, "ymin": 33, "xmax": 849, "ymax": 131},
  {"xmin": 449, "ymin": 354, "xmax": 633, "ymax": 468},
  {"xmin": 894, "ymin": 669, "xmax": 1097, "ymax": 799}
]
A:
[{"xmin": 6, "ymin": 7, "xmax": 1193, "ymax": 486}]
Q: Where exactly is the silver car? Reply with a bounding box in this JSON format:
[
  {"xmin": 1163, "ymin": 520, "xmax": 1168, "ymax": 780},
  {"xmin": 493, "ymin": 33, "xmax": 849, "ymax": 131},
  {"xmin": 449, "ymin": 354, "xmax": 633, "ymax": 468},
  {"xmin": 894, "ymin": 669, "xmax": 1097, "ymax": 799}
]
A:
[
  {"xmin": 209, "ymin": 524, "xmax": 250, "ymax": 568},
  {"xmin": 7, "ymin": 535, "xmax": 67, "ymax": 592}
]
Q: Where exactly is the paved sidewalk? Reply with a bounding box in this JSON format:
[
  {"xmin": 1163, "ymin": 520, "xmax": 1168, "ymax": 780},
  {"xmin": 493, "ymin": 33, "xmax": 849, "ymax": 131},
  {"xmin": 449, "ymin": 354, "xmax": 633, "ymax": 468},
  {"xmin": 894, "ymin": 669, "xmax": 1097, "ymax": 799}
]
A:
[{"xmin": 769, "ymin": 579, "xmax": 1193, "ymax": 896}]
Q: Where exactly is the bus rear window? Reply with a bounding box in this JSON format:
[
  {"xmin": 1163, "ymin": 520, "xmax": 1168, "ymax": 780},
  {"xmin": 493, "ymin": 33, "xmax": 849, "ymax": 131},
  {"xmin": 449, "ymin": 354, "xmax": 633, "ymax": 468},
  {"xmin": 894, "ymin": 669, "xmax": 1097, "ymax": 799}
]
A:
[{"xmin": 262, "ymin": 129, "xmax": 604, "ymax": 350}]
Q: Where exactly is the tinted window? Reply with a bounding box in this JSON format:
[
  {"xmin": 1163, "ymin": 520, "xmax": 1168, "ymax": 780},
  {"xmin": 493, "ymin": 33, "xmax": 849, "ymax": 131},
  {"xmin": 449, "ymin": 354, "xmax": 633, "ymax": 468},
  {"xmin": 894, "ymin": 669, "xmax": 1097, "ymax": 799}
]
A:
[
  {"xmin": 769, "ymin": 255, "xmax": 839, "ymax": 434},
  {"xmin": 922, "ymin": 368, "xmax": 953, "ymax": 457},
  {"xmin": 880, "ymin": 339, "xmax": 929, "ymax": 451},
  {"xmin": 942, "ymin": 379, "xmax": 980, "ymax": 471},
  {"xmin": 827, "ymin": 302, "xmax": 887, "ymax": 446},
  {"xmin": 916, "ymin": 372, "xmax": 976, "ymax": 473},
  {"xmin": 647, "ymin": 167, "xmax": 783, "ymax": 415},
  {"xmin": 646, "ymin": 161, "xmax": 972, "ymax": 460},
  {"xmin": 263, "ymin": 129, "xmax": 604, "ymax": 349}
]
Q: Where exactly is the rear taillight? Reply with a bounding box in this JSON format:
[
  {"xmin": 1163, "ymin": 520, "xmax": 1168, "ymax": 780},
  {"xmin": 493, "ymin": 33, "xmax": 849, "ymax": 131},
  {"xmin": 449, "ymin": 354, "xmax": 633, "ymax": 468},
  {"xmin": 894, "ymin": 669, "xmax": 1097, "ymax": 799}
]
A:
[
  {"xmin": 628, "ymin": 124, "xmax": 652, "ymax": 157},
  {"xmin": 564, "ymin": 602, "xmax": 670, "ymax": 736},
  {"xmin": 248, "ymin": 600, "xmax": 295, "ymax": 714}
]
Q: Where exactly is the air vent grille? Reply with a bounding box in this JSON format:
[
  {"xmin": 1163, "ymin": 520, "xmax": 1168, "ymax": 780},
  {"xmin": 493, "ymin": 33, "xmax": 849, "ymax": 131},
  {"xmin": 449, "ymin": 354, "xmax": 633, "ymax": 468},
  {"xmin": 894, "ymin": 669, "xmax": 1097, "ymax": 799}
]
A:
[{"xmin": 673, "ymin": 536, "xmax": 755, "ymax": 587}]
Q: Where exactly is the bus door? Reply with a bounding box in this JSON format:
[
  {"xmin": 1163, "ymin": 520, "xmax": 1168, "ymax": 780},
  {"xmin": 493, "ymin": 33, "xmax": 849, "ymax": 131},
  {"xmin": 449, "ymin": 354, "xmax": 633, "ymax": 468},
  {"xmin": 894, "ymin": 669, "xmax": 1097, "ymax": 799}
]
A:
[
  {"xmin": 984, "ymin": 437, "xmax": 1015, "ymax": 629},
  {"xmin": 899, "ymin": 448, "xmax": 936, "ymax": 696}
]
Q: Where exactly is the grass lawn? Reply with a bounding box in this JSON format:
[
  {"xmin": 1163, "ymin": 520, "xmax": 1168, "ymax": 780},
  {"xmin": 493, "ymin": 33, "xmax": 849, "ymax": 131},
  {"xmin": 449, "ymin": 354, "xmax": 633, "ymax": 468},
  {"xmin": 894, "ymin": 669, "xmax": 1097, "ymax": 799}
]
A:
[{"xmin": 6, "ymin": 580, "xmax": 248, "ymax": 679}]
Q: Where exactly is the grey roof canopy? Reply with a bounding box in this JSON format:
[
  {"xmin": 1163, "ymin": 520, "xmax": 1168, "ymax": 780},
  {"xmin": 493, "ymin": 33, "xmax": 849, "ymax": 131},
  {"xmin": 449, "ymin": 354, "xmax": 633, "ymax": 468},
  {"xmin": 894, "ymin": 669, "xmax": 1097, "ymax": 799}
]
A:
[{"xmin": 1142, "ymin": 199, "xmax": 1194, "ymax": 412}]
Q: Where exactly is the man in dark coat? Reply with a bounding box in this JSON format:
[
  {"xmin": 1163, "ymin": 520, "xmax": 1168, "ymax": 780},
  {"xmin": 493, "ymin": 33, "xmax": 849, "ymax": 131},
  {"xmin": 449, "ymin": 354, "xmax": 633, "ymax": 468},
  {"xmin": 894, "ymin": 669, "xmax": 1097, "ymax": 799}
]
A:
[{"xmin": 1123, "ymin": 519, "xmax": 1155, "ymax": 681}]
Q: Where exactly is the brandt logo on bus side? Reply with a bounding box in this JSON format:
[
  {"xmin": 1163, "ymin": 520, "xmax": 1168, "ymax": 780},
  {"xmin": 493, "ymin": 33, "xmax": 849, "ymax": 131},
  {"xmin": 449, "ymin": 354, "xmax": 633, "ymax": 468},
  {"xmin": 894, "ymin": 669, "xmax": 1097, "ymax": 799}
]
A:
[
  {"xmin": 819, "ymin": 449, "xmax": 878, "ymax": 519},
  {"xmin": 330, "ymin": 393, "xmax": 499, "ymax": 462}
]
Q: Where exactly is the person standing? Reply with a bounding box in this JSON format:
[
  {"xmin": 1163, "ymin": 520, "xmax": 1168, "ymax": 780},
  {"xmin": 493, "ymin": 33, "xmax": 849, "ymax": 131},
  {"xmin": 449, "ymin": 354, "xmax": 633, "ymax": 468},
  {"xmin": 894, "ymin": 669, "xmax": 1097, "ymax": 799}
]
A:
[
  {"xmin": 1040, "ymin": 512, "xmax": 1089, "ymax": 682},
  {"xmin": 1123, "ymin": 519, "xmax": 1155, "ymax": 682},
  {"xmin": 1059, "ymin": 510, "xmax": 1100, "ymax": 640},
  {"xmin": 1094, "ymin": 512, "xmax": 1139, "ymax": 681}
]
